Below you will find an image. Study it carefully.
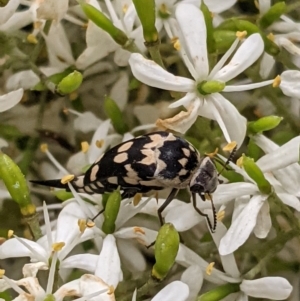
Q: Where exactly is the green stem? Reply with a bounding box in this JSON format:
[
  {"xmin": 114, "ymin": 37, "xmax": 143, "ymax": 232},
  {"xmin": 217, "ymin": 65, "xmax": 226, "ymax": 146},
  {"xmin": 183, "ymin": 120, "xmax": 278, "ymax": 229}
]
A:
[
  {"xmin": 145, "ymin": 40, "xmax": 165, "ymax": 68},
  {"xmin": 25, "ymin": 211, "xmax": 43, "ymax": 240}
]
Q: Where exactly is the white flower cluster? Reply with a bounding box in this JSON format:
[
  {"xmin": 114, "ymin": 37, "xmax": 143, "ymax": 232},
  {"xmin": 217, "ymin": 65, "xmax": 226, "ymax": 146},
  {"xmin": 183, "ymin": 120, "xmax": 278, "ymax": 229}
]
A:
[{"xmin": 0, "ymin": 0, "xmax": 300, "ymax": 300}]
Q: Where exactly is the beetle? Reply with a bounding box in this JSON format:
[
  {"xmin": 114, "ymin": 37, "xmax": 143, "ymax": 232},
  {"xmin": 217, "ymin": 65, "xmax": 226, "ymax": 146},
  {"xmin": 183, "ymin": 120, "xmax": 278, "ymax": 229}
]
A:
[{"xmin": 31, "ymin": 131, "xmax": 229, "ymax": 232}]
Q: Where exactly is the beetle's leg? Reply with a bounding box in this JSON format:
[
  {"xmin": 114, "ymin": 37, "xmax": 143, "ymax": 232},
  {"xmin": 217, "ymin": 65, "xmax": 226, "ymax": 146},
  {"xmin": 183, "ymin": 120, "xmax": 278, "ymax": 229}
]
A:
[
  {"xmin": 192, "ymin": 193, "xmax": 217, "ymax": 233},
  {"xmin": 157, "ymin": 188, "xmax": 179, "ymax": 226}
]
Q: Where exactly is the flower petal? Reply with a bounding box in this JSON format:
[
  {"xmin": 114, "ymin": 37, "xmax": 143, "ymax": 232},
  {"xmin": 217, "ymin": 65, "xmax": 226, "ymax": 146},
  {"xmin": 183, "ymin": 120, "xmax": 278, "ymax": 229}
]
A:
[
  {"xmin": 214, "ymin": 34, "xmax": 264, "ymax": 82},
  {"xmin": 0, "ymin": 0, "xmax": 20, "ymax": 25},
  {"xmin": 129, "ymin": 53, "xmax": 195, "ymax": 92},
  {"xmin": 280, "ymin": 70, "xmax": 300, "ymax": 98},
  {"xmin": 211, "ymin": 222, "xmax": 241, "ymax": 279},
  {"xmin": 152, "ymin": 281, "xmax": 189, "ymax": 301},
  {"xmin": 206, "ymin": 93, "xmax": 247, "ymax": 146},
  {"xmin": 156, "ymin": 100, "xmax": 200, "ymax": 133},
  {"xmin": 0, "ymin": 238, "xmax": 48, "ymax": 262},
  {"xmin": 95, "ymin": 235, "xmax": 122, "ymax": 288},
  {"xmin": 256, "ymin": 135, "xmax": 300, "ymax": 172},
  {"xmin": 240, "ymin": 277, "xmax": 292, "ymax": 299},
  {"xmin": 176, "ymin": 3, "xmax": 208, "ymax": 80},
  {"xmin": 253, "ymin": 201, "xmax": 272, "ymax": 239},
  {"xmin": 181, "ymin": 265, "xmax": 203, "ymax": 301},
  {"xmin": 36, "ymin": 0, "xmax": 68, "ymax": 22},
  {"xmin": 60, "ymin": 254, "xmax": 98, "ymax": 272},
  {"xmin": 205, "ymin": 0, "xmax": 237, "ymax": 13},
  {"xmin": 114, "ymin": 227, "xmax": 157, "ymax": 246},
  {"xmin": 0, "ymin": 89, "xmax": 23, "ymax": 112},
  {"xmin": 165, "ymin": 202, "xmax": 202, "ymax": 231},
  {"xmin": 219, "ymin": 195, "xmax": 266, "ymax": 255},
  {"xmin": 214, "ymin": 183, "xmax": 258, "ymax": 206}
]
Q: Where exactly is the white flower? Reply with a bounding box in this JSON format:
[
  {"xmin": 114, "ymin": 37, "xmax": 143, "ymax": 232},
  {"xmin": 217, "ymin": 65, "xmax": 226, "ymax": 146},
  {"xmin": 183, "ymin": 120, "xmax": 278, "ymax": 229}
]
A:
[
  {"xmin": 0, "ymin": 89, "xmax": 24, "ymax": 112},
  {"xmin": 211, "ymin": 221, "xmax": 293, "ymax": 300},
  {"xmin": 0, "ymin": 202, "xmax": 100, "ymax": 270},
  {"xmin": 129, "ymin": 3, "xmax": 273, "ymax": 146},
  {"xmin": 218, "ymin": 135, "xmax": 300, "ymax": 255},
  {"xmin": 0, "ymin": 241, "xmax": 115, "ymax": 301}
]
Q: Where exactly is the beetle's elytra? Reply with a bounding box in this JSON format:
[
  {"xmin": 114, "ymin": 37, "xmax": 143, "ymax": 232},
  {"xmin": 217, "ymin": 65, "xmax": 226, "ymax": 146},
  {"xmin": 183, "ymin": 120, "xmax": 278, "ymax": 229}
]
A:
[{"xmin": 31, "ymin": 131, "xmax": 220, "ymax": 231}]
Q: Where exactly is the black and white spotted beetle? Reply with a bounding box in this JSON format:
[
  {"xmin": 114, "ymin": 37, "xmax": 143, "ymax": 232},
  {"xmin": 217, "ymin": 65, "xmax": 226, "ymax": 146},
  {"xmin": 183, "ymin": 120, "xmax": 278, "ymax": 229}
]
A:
[{"xmin": 32, "ymin": 131, "xmax": 235, "ymax": 232}]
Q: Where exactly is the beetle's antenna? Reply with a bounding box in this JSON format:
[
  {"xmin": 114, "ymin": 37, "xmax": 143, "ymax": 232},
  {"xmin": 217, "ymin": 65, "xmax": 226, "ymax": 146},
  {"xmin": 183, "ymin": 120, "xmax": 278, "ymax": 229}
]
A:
[{"xmin": 217, "ymin": 144, "xmax": 237, "ymax": 177}]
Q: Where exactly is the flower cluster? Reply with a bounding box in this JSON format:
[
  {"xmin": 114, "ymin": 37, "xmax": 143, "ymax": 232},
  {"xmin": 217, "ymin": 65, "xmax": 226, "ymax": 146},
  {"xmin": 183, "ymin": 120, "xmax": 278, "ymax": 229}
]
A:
[{"xmin": 0, "ymin": 0, "xmax": 300, "ymax": 300}]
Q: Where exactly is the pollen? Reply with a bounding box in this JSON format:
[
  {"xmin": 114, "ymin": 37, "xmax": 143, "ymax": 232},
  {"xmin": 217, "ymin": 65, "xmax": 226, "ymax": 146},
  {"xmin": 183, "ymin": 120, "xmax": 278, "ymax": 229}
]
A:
[
  {"xmin": 78, "ymin": 219, "xmax": 87, "ymax": 233},
  {"xmin": 87, "ymin": 221, "xmax": 95, "ymax": 228},
  {"xmin": 52, "ymin": 242, "xmax": 65, "ymax": 251},
  {"xmin": 236, "ymin": 31, "xmax": 247, "ymax": 40},
  {"xmin": 173, "ymin": 39, "xmax": 181, "ymax": 51},
  {"xmin": 133, "ymin": 193, "xmax": 142, "ymax": 206},
  {"xmin": 40, "ymin": 143, "xmax": 48, "ymax": 152},
  {"xmin": 8, "ymin": 230, "xmax": 14, "ymax": 238},
  {"xmin": 81, "ymin": 141, "xmax": 89, "ymax": 153},
  {"xmin": 267, "ymin": 32, "xmax": 275, "ymax": 42},
  {"xmin": 122, "ymin": 4, "xmax": 128, "ymax": 13},
  {"xmin": 159, "ymin": 4, "xmax": 170, "ymax": 15},
  {"xmin": 27, "ymin": 34, "xmax": 38, "ymax": 44},
  {"xmin": 273, "ymin": 75, "xmax": 281, "ymax": 87},
  {"xmin": 223, "ymin": 141, "xmax": 237, "ymax": 151},
  {"xmin": 69, "ymin": 91, "xmax": 78, "ymax": 101},
  {"xmin": 236, "ymin": 155, "xmax": 244, "ymax": 167},
  {"xmin": 63, "ymin": 107, "xmax": 69, "ymax": 115},
  {"xmin": 206, "ymin": 262, "xmax": 215, "ymax": 275},
  {"xmin": 134, "ymin": 226, "xmax": 145, "ymax": 235},
  {"xmin": 0, "ymin": 270, "xmax": 5, "ymax": 277},
  {"xmin": 205, "ymin": 148, "xmax": 219, "ymax": 158},
  {"xmin": 61, "ymin": 174, "xmax": 75, "ymax": 184},
  {"xmin": 108, "ymin": 286, "xmax": 115, "ymax": 295},
  {"xmin": 217, "ymin": 210, "xmax": 225, "ymax": 221},
  {"xmin": 96, "ymin": 139, "xmax": 104, "ymax": 148}
]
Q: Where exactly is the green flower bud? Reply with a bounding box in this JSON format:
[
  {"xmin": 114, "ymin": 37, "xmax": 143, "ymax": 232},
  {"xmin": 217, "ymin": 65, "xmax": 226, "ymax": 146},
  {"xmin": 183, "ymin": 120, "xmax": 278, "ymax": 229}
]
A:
[
  {"xmin": 104, "ymin": 96, "xmax": 129, "ymax": 134},
  {"xmin": 132, "ymin": 0, "xmax": 158, "ymax": 43},
  {"xmin": 198, "ymin": 283, "xmax": 240, "ymax": 301},
  {"xmin": 33, "ymin": 69, "xmax": 73, "ymax": 91},
  {"xmin": 213, "ymin": 30, "xmax": 237, "ymax": 54},
  {"xmin": 241, "ymin": 154, "xmax": 272, "ymax": 194},
  {"xmin": 259, "ymin": 2, "xmax": 287, "ymax": 29},
  {"xmin": 0, "ymin": 152, "xmax": 33, "ymax": 213},
  {"xmin": 201, "ymin": 1, "xmax": 215, "ymax": 53},
  {"xmin": 56, "ymin": 71, "xmax": 83, "ymax": 95},
  {"xmin": 80, "ymin": 2, "xmax": 128, "ymax": 45},
  {"xmin": 248, "ymin": 116, "xmax": 283, "ymax": 134},
  {"xmin": 102, "ymin": 189, "xmax": 121, "ymax": 234},
  {"xmin": 152, "ymin": 223, "xmax": 179, "ymax": 281},
  {"xmin": 217, "ymin": 19, "xmax": 280, "ymax": 56},
  {"xmin": 197, "ymin": 80, "xmax": 225, "ymax": 95}
]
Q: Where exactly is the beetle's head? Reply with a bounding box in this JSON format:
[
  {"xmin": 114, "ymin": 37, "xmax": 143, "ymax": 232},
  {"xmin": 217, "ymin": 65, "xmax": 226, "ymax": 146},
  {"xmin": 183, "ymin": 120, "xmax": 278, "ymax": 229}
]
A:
[{"xmin": 189, "ymin": 157, "xmax": 218, "ymax": 200}]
